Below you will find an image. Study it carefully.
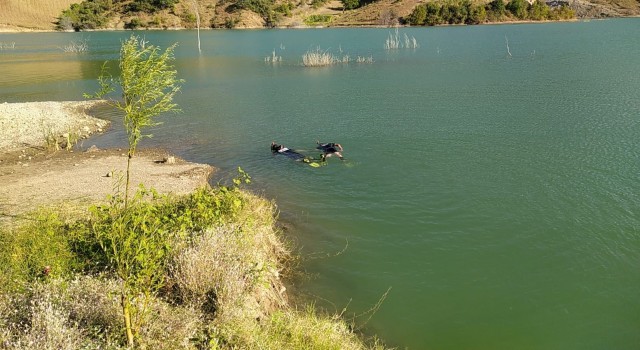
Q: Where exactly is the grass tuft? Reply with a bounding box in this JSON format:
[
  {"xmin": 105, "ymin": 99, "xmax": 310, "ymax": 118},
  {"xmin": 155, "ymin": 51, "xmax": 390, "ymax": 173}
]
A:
[
  {"xmin": 384, "ymin": 29, "xmax": 418, "ymax": 50},
  {"xmin": 0, "ymin": 42, "xmax": 16, "ymax": 50},
  {"xmin": 265, "ymin": 49, "xmax": 282, "ymax": 63},
  {"xmin": 60, "ymin": 40, "xmax": 89, "ymax": 53},
  {"xmin": 302, "ymin": 47, "xmax": 353, "ymax": 67}
]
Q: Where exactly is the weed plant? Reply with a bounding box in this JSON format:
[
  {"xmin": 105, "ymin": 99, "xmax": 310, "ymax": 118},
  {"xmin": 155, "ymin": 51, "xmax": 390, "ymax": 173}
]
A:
[
  {"xmin": 265, "ymin": 49, "xmax": 282, "ymax": 63},
  {"xmin": 384, "ymin": 29, "xmax": 418, "ymax": 50},
  {"xmin": 61, "ymin": 39, "xmax": 89, "ymax": 53},
  {"xmin": 303, "ymin": 47, "xmax": 348, "ymax": 66},
  {"xmin": 356, "ymin": 55, "xmax": 374, "ymax": 63},
  {"xmin": 0, "ymin": 42, "xmax": 16, "ymax": 50},
  {"xmin": 304, "ymin": 14, "xmax": 332, "ymax": 25}
]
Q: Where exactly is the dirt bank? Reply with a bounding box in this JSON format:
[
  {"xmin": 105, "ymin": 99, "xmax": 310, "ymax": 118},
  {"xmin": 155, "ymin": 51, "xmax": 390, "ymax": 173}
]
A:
[
  {"xmin": 0, "ymin": 100, "xmax": 109, "ymax": 153},
  {"xmin": 0, "ymin": 101, "xmax": 214, "ymax": 220}
]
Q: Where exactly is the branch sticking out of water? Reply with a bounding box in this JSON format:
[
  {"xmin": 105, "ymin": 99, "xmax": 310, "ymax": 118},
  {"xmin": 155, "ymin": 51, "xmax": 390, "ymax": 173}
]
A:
[
  {"xmin": 265, "ymin": 49, "xmax": 282, "ymax": 63},
  {"xmin": 61, "ymin": 40, "xmax": 88, "ymax": 53},
  {"xmin": 302, "ymin": 47, "xmax": 340, "ymax": 66},
  {"xmin": 385, "ymin": 29, "xmax": 419, "ymax": 50},
  {"xmin": 0, "ymin": 42, "xmax": 16, "ymax": 50}
]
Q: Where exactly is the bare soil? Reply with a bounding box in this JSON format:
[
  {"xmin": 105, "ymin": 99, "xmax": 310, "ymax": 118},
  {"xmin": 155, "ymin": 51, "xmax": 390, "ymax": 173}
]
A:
[{"xmin": 0, "ymin": 101, "xmax": 214, "ymax": 221}]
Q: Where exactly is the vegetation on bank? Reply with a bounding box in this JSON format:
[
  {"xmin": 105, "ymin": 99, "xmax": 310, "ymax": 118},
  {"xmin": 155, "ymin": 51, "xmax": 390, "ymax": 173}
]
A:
[
  {"xmin": 55, "ymin": 0, "xmax": 576, "ymax": 30},
  {"xmin": 55, "ymin": 0, "xmax": 294, "ymax": 30},
  {"xmin": 0, "ymin": 181, "xmax": 385, "ymax": 349},
  {"xmin": 406, "ymin": 0, "xmax": 574, "ymax": 25}
]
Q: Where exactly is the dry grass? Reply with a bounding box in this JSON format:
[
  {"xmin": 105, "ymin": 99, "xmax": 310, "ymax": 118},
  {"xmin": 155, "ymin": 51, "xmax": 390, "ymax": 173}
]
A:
[
  {"xmin": 214, "ymin": 305, "xmax": 387, "ymax": 350},
  {"xmin": 384, "ymin": 29, "xmax": 418, "ymax": 50},
  {"xmin": 61, "ymin": 39, "xmax": 89, "ymax": 53},
  {"xmin": 0, "ymin": 42, "xmax": 16, "ymax": 50},
  {"xmin": 0, "ymin": 0, "xmax": 80, "ymax": 30},
  {"xmin": 0, "ymin": 277, "xmax": 203, "ymax": 349},
  {"xmin": 0, "ymin": 279, "xmax": 101, "ymax": 350},
  {"xmin": 303, "ymin": 47, "xmax": 338, "ymax": 66},
  {"xmin": 356, "ymin": 55, "xmax": 374, "ymax": 63},
  {"xmin": 302, "ymin": 47, "xmax": 352, "ymax": 67},
  {"xmin": 265, "ymin": 49, "xmax": 283, "ymax": 63},
  {"xmin": 169, "ymin": 191, "xmax": 288, "ymax": 322}
]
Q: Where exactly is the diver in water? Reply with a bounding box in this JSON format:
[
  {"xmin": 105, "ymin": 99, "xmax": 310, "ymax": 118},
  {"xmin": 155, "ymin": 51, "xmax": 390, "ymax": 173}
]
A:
[
  {"xmin": 316, "ymin": 141, "xmax": 344, "ymax": 161},
  {"xmin": 271, "ymin": 141, "xmax": 310, "ymax": 162},
  {"xmin": 270, "ymin": 141, "xmax": 288, "ymax": 153}
]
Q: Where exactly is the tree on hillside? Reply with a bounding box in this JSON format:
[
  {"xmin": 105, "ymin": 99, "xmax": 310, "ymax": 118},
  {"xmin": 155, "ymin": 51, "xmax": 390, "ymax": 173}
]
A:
[
  {"xmin": 126, "ymin": 0, "xmax": 179, "ymax": 13},
  {"xmin": 507, "ymin": 0, "xmax": 529, "ymax": 18},
  {"xmin": 469, "ymin": 4, "xmax": 487, "ymax": 23},
  {"xmin": 407, "ymin": 4, "xmax": 427, "ymax": 25},
  {"xmin": 487, "ymin": 0, "xmax": 507, "ymax": 20},
  {"xmin": 341, "ymin": 0, "xmax": 360, "ymax": 10},
  {"xmin": 57, "ymin": 0, "xmax": 111, "ymax": 31},
  {"xmin": 528, "ymin": 0, "xmax": 550, "ymax": 19},
  {"xmin": 85, "ymin": 35, "xmax": 183, "ymax": 207},
  {"xmin": 425, "ymin": 2, "xmax": 444, "ymax": 25}
]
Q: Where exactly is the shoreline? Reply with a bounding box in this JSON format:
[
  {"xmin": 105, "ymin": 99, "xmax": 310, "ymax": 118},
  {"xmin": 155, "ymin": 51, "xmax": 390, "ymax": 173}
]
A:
[
  {"xmin": 0, "ymin": 101, "xmax": 214, "ymax": 220},
  {"xmin": 1, "ymin": 15, "xmax": 637, "ymax": 33}
]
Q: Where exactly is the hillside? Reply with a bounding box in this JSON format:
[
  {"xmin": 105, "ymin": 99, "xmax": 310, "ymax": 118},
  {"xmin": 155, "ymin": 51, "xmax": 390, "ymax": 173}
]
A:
[
  {"xmin": 0, "ymin": 0, "xmax": 79, "ymax": 31},
  {"xmin": 0, "ymin": 0, "xmax": 638, "ymax": 31}
]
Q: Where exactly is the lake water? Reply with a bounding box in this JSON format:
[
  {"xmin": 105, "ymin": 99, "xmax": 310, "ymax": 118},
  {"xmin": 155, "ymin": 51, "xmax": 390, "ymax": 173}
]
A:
[{"xmin": 1, "ymin": 19, "xmax": 639, "ymax": 349}]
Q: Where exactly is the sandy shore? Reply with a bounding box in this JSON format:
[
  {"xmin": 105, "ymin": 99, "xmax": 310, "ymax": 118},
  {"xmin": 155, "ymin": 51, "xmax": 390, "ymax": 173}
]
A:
[
  {"xmin": 0, "ymin": 100, "xmax": 110, "ymax": 153},
  {"xmin": 0, "ymin": 101, "xmax": 214, "ymax": 220}
]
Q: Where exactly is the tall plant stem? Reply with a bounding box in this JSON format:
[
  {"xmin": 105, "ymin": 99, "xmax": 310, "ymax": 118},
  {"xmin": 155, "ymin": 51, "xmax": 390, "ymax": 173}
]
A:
[
  {"xmin": 125, "ymin": 154, "xmax": 132, "ymax": 208},
  {"xmin": 122, "ymin": 295, "xmax": 134, "ymax": 347}
]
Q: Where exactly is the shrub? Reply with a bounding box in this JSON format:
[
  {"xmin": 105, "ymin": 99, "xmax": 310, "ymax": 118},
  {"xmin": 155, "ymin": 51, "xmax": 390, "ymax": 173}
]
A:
[
  {"xmin": 407, "ymin": 0, "xmax": 568, "ymax": 25},
  {"xmin": 274, "ymin": 2, "xmax": 295, "ymax": 16},
  {"xmin": 181, "ymin": 11, "xmax": 197, "ymax": 25},
  {"xmin": 304, "ymin": 14, "xmax": 333, "ymax": 25},
  {"xmin": 506, "ymin": 0, "xmax": 529, "ymax": 19},
  {"xmin": 310, "ymin": 0, "xmax": 330, "ymax": 9},
  {"xmin": 126, "ymin": 0, "xmax": 179, "ymax": 13},
  {"xmin": 57, "ymin": 0, "xmax": 111, "ymax": 31},
  {"xmin": 124, "ymin": 17, "xmax": 144, "ymax": 29},
  {"xmin": 379, "ymin": 9, "xmax": 398, "ymax": 26},
  {"xmin": 236, "ymin": 0, "xmax": 277, "ymax": 23},
  {"xmin": 341, "ymin": 0, "xmax": 360, "ymax": 10},
  {"xmin": 407, "ymin": 5, "xmax": 426, "ymax": 25},
  {"xmin": 0, "ymin": 211, "xmax": 78, "ymax": 293}
]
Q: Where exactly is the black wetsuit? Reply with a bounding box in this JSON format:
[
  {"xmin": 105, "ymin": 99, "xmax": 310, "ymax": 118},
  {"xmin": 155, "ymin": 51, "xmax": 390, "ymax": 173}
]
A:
[
  {"xmin": 316, "ymin": 142, "xmax": 340, "ymax": 154},
  {"xmin": 271, "ymin": 143, "xmax": 306, "ymax": 161},
  {"xmin": 316, "ymin": 143, "xmax": 339, "ymax": 154}
]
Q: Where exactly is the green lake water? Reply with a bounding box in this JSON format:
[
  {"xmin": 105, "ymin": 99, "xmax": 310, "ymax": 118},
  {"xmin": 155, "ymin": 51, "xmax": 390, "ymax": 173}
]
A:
[{"xmin": 1, "ymin": 19, "xmax": 639, "ymax": 349}]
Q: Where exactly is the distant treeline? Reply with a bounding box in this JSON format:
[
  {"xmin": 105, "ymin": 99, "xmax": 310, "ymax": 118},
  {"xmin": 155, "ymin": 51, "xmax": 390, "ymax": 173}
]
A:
[
  {"xmin": 56, "ymin": 0, "xmax": 293, "ymax": 30},
  {"xmin": 57, "ymin": 0, "xmax": 575, "ymax": 30},
  {"xmin": 57, "ymin": 0, "xmax": 180, "ymax": 31},
  {"xmin": 406, "ymin": 0, "xmax": 575, "ymax": 26}
]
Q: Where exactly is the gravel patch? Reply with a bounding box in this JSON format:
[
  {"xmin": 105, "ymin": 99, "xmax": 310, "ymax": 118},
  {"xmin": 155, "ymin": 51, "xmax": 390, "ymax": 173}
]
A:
[{"xmin": 0, "ymin": 100, "xmax": 110, "ymax": 152}]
